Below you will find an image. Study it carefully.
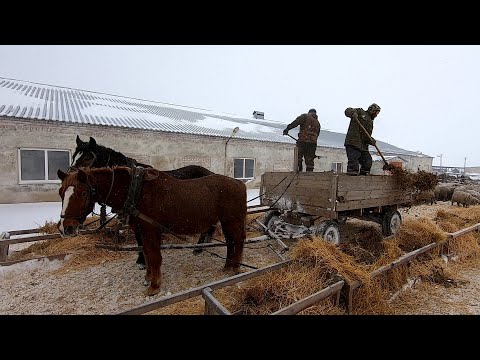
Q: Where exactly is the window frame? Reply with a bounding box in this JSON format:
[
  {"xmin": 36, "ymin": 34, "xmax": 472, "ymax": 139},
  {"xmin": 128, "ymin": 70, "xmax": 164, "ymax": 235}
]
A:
[
  {"xmin": 18, "ymin": 148, "xmax": 71, "ymax": 184},
  {"xmin": 331, "ymin": 162, "xmax": 343, "ymax": 173},
  {"xmin": 233, "ymin": 157, "xmax": 255, "ymax": 181}
]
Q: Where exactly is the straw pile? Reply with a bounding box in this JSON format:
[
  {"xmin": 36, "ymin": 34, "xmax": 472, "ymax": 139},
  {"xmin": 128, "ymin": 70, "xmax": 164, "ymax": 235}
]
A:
[
  {"xmin": 220, "ymin": 206, "xmax": 480, "ymax": 315},
  {"xmin": 392, "ymin": 169, "xmax": 438, "ymax": 192},
  {"xmin": 10, "ymin": 204, "xmax": 480, "ymax": 315},
  {"xmin": 8, "ymin": 216, "xmax": 130, "ymax": 269}
]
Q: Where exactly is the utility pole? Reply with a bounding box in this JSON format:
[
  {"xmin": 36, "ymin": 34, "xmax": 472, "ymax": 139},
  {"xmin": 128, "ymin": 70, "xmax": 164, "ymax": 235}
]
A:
[
  {"xmin": 224, "ymin": 127, "xmax": 240, "ymax": 176},
  {"xmin": 437, "ymin": 154, "xmax": 443, "ymax": 167},
  {"xmin": 464, "ymin": 157, "xmax": 467, "ymax": 175}
]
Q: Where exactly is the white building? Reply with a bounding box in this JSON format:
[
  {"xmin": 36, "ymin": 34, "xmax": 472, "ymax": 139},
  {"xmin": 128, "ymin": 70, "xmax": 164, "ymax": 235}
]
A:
[{"xmin": 0, "ymin": 77, "xmax": 433, "ymax": 203}]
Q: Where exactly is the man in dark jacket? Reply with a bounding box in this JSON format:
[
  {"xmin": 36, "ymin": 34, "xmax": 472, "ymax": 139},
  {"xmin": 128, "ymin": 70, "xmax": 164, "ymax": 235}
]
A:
[
  {"xmin": 283, "ymin": 108, "xmax": 321, "ymax": 172},
  {"xmin": 344, "ymin": 103, "xmax": 381, "ymax": 175}
]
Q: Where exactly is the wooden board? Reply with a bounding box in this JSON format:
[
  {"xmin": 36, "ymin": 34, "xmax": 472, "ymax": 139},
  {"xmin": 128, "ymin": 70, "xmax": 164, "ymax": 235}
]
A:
[
  {"xmin": 260, "ymin": 172, "xmax": 411, "ymax": 215},
  {"xmin": 337, "ymin": 173, "xmax": 402, "ymax": 191},
  {"xmin": 261, "ymin": 172, "xmax": 334, "ymax": 212}
]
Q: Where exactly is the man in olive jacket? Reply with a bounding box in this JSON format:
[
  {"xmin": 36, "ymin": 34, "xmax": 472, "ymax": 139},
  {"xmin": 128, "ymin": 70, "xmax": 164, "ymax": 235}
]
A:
[
  {"xmin": 344, "ymin": 103, "xmax": 381, "ymax": 175},
  {"xmin": 283, "ymin": 108, "xmax": 321, "ymax": 172}
]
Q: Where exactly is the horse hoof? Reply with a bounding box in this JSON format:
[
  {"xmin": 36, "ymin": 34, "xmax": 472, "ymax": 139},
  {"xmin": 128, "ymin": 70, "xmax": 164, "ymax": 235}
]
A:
[
  {"xmin": 147, "ymin": 286, "xmax": 160, "ymax": 296},
  {"xmin": 137, "ymin": 263, "xmax": 146, "ymax": 270},
  {"xmin": 223, "ymin": 266, "xmax": 241, "ymax": 275},
  {"xmin": 192, "ymin": 249, "xmax": 203, "ymax": 255}
]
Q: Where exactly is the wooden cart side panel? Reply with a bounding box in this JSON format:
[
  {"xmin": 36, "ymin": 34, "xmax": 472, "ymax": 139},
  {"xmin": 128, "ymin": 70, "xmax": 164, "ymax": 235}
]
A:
[
  {"xmin": 260, "ymin": 172, "xmax": 334, "ymax": 210},
  {"xmin": 337, "ymin": 189, "xmax": 408, "ymax": 201},
  {"xmin": 297, "ymin": 205, "xmax": 337, "ymax": 219},
  {"xmin": 330, "ymin": 173, "xmax": 338, "ymax": 212},
  {"xmin": 337, "ymin": 174, "xmax": 402, "ymax": 191},
  {"xmin": 262, "ymin": 172, "xmax": 335, "ymax": 186},
  {"xmin": 336, "ymin": 196, "xmax": 410, "ymax": 211},
  {"xmin": 336, "ymin": 174, "xmax": 411, "ymax": 211},
  {"xmin": 260, "ymin": 172, "xmax": 411, "ymax": 214},
  {"xmin": 267, "ymin": 182, "xmax": 332, "ymax": 194},
  {"xmin": 261, "ymin": 189, "xmax": 332, "ymax": 210}
]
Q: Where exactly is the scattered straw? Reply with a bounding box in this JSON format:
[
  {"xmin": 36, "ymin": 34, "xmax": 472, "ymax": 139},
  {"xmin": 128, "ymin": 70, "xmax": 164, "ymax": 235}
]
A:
[
  {"xmin": 10, "ymin": 202, "xmax": 480, "ymax": 315},
  {"xmin": 393, "ymin": 218, "xmax": 447, "ymax": 253},
  {"xmin": 392, "ymin": 169, "xmax": 438, "ymax": 193}
]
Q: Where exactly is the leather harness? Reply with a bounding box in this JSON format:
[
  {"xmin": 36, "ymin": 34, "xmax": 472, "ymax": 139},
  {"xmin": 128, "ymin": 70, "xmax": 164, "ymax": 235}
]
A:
[{"xmin": 119, "ymin": 166, "xmax": 179, "ymax": 235}]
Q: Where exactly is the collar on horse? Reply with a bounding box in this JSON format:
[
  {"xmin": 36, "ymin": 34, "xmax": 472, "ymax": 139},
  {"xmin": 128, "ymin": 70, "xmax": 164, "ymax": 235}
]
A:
[
  {"xmin": 122, "ymin": 166, "xmax": 146, "ymax": 215},
  {"xmin": 121, "ymin": 167, "xmax": 180, "ymax": 236}
]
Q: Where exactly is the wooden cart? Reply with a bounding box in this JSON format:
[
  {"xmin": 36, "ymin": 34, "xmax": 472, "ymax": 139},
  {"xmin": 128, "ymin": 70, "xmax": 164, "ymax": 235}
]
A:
[{"xmin": 259, "ymin": 171, "xmax": 412, "ymax": 245}]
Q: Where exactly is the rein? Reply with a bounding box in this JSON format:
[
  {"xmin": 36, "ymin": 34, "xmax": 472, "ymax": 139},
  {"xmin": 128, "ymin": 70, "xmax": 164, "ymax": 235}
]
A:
[
  {"xmin": 102, "ymin": 168, "xmax": 115, "ymax": 206},
  {"xmin": 121, "ymin": 167, "xmax": 190, "ymax": 241},
  {"xmin": 61, "ymin": 168, "xmax": 114, "ymax": 221}
]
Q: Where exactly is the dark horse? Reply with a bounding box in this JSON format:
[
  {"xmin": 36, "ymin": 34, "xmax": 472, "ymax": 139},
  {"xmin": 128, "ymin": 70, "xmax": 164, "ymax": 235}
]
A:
[
  {"xmin": 70, "ymin": 135, "xmax": 216, "ymax": 267},
  {"xmin": 57, "ymin": 166, "xmax": 247, "ymax": 296}
]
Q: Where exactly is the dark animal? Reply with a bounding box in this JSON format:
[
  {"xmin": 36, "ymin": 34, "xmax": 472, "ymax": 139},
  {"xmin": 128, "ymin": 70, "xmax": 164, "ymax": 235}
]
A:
[
  {"xmin": 57, "ymin": 166, "xmax": 247, "ymax": 296},
  {"xmin": 71, "ymin": 136, "xmax": 151, "ymax": 170},
  {"xmin": 413, "ymin": 189, "xmax": 436, "ymax": 205},
  {"xmin": 70, "ymin": 135, "xmax": 216, "ymax": 267}
]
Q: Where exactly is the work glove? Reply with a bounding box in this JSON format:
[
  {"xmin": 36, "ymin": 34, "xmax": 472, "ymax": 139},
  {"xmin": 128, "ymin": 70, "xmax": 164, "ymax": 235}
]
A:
[{"xmin": 283, "ymin": 129, "xmax": 289, "ymax": 135}]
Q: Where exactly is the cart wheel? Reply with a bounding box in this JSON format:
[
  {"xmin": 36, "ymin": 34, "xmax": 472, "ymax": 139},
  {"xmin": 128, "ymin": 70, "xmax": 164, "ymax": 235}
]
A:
[
  {"xmin": 315, "ymin": 220, "xmax": 340, "ymax": 245},
  {"xmin": 382, "ymin": 209, "xmax": 402, "ymax": 236},
  {"xmin": 263, "ymin": 210, "xmax": 281, "ymax": 234}
]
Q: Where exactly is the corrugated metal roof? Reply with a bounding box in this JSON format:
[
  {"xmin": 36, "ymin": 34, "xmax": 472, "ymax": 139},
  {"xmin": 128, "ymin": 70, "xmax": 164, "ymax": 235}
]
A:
[{"xmin": 0, "ymin": 76, "xmax": 423, "ymax": 157}]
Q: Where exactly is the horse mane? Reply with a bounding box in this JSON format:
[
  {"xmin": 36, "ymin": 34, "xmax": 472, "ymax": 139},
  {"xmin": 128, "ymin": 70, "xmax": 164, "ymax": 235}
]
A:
[
  {"xmin": 93, "ymin": 142, "xmax": 131, "ymax": 166},
  {"xmin": 73, "ymin": 136, "xmax": 151, "ymax": 169}
]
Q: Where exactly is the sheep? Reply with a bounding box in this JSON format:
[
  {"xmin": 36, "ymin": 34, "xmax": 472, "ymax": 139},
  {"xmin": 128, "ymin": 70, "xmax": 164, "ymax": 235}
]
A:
[
  {"xmin": 434, "ymin": 185, "xmax": 455, "ymax": 201},
  {"xmin": 414, "ymin": 189, "xmax": 436, "ymax": 205},
  {"xmin": 451, "ymin": 190, "xmax": 480, "ymax": 207}
]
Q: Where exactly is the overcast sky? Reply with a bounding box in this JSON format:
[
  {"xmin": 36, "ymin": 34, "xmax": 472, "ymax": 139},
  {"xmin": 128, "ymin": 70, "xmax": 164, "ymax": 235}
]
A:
[{"xmin": 0, "ymin": 45, "xmax": 477, "ymax": 167}]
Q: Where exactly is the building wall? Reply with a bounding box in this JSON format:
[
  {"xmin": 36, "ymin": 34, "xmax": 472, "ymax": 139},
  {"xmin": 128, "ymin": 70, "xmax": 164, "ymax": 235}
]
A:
[
  {"xmin": 0, "ymin": 118, "xmax": 295, "ymax": 203},
  {"xmin": 466, "ymin": 166, "xmax": 480, "ymax": 173},
  {"xmin": 0, "ymin": 118, "xmax": 433, "ymax": 203}
]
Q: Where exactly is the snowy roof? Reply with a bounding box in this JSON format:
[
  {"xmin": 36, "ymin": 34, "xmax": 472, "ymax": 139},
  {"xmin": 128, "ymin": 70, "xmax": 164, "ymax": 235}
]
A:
[
  {"xmin": 0, "ymin": 77, "xmax": 422, "ymax": 157},
  {"xmin": 372, "ymin": 155, "xmax": 408, "ymax": 162}
]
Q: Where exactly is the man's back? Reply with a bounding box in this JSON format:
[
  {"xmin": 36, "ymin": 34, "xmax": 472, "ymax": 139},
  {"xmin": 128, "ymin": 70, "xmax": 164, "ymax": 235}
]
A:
[{"xmin": 344, "ymin": 107, "xmax": 374, "ymax": 151}]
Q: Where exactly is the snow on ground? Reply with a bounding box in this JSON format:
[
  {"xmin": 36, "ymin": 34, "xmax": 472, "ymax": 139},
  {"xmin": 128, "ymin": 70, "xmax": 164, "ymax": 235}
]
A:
[
  {"xmin": 0, "ymin": 189, "xmax": 260, "ymax": 233},
  {"xmin": 0, "ymin": 202, "xmax": 111, "ymax": 233},
  {"xmin": 0, "ymin": 189, "xmax": 261, "ymax": 284},
  {"xmin": 0, "ymin": 255, "xmax": 70, "ymax": 280}
]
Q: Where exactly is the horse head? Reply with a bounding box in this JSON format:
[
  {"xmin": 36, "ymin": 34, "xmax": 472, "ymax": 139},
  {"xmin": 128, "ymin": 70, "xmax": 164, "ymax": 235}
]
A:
[
  {"xmin": 71, "ymin": 135, "xmax": 98, "ymax": 169},
  {"xmin": 57, "ymin": 168, "xmax": 97, "ymax": 237},
  {"xmin": 72, "ymin": 135, "xmax": 132, "ymax": 170}
]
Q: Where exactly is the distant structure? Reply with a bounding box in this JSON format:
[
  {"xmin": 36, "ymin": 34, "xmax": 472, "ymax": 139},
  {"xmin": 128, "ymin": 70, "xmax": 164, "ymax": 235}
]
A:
[
  {"xmin": 253, "ymin": 111, "xmax": 264, "ymax": 119},
  {"xmin": 432, "ymin": 166, "xmax": 464, "ymax": 175}
]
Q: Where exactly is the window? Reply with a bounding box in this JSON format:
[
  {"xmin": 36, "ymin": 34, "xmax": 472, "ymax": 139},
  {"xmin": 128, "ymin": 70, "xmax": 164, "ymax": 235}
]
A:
[
  {"xmin": 331, "ymin": 162, "xmax": 343, "ymax": 173},
  {"xmin": 19, "ymin": 148, "xmax": 71, "ymax": 184},
  {"xmin": 234, "ymin": 158, "xmax": 255, "ymax": 181}
]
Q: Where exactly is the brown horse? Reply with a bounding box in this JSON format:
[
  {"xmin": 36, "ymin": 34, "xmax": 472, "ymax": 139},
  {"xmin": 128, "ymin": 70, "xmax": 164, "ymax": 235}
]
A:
[
  {"xmin": 71, "ymin": 135, "xmax": 216, "ymax": 267},
  {"xmin": 57, "ymin": 166, "xmax": 247, "ymax": 296}
]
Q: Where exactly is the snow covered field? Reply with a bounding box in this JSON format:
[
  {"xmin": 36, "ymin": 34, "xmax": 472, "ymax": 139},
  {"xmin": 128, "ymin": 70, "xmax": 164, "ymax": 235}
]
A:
[{"xmin": 0, "ymin": 189, "xmax": 260, "ymax": 233}]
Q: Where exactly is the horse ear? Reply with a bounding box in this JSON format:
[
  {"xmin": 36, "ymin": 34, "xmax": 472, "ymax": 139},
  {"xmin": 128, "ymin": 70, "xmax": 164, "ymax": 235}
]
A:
[
  {"xmin": 77, "ymin": 169, "xmax": 88, "ymax": 183},
  {"xmin": 57, "ymin": 169, "xmax": 67, "ymax": 181},
  {"xmin": 89, "ymin": 137, "xmax": 97, "ymax": 148},
  {"xmin": 76, "ymin": 135, "xmax": 83, "ymax": 146}
]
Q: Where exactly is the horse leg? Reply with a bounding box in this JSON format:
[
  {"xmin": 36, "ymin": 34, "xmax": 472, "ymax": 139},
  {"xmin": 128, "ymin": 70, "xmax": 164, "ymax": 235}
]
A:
[
  {"xmin": 192, "ymin": 224, "xmax": 217, "ymax": 255},
  {"xmin": 220, "ymin": 219, "xmax": 246, "ymax": 273},
  {"xmin": 130, "ymin": 223, "xmax": 149, "ymax": 286},
  {"xmin": 123, "ymin": 215, "xmax": 146, "ymax": 269},
  {"xmin": 134, "ymin": 228, "xmax": 146, "ymax": 270},
  {"xmin": 142, "ymin": 228, "xmax": 163, "ymax": 296}
]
